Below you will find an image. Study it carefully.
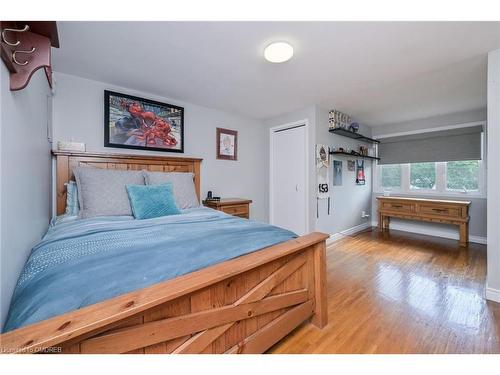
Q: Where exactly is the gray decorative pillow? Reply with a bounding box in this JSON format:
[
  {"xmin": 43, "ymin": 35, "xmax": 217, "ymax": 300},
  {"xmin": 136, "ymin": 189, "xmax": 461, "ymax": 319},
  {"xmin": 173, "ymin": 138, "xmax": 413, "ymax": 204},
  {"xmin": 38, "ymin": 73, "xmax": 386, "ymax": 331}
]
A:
[
  {"xmin": 143, "ymin": 171, "xmax": 200, "ymax": 209},
  {"xmin": 74, "ymin": 167, "xmax": 145, "ymax": 218}
]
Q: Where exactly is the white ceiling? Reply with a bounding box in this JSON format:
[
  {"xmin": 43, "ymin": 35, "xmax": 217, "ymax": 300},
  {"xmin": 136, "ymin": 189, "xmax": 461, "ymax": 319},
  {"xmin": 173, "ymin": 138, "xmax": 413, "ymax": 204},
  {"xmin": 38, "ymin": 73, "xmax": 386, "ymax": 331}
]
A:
[{"xmin": 52, "ymin": 21, "xmax": 500, "ymax": 126}]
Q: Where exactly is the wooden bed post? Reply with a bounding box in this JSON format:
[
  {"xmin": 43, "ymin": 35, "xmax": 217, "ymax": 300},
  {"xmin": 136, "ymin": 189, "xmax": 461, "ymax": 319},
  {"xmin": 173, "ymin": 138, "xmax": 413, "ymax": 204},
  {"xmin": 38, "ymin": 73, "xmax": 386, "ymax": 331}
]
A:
[
  {"xmin": 311, "ymin": 241, "xmax": 328, "ymax": 328},
  {"xmin": 55, "ymin": 154, "xmax": 69, "ymax": 216}
]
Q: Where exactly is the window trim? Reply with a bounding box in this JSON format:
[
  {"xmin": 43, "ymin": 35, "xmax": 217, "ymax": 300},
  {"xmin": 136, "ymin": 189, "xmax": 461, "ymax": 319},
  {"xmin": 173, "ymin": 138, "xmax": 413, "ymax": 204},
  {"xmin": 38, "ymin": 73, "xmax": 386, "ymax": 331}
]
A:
[{"xmin": 375, "ymin": 161, "xmax": 486, "ymax": 199}]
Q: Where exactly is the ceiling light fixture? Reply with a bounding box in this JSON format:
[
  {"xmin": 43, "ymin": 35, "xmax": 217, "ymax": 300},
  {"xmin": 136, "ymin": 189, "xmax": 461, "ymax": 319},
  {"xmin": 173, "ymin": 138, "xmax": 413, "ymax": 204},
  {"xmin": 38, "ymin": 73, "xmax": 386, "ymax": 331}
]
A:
[{"xmin": 264, "ymin": 42, "xmax": 294, "ymax": 63}]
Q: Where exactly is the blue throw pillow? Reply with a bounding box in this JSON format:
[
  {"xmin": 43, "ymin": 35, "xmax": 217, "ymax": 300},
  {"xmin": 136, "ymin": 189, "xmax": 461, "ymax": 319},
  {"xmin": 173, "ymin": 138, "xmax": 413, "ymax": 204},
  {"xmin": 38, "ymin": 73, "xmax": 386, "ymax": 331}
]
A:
[
  {"xmin": 65, "ymin": 181, "xmax": 80, "ymax": 216},
  {"xmin": 126, "ymin": 183, "xmax": 181, "ymax": 220}
]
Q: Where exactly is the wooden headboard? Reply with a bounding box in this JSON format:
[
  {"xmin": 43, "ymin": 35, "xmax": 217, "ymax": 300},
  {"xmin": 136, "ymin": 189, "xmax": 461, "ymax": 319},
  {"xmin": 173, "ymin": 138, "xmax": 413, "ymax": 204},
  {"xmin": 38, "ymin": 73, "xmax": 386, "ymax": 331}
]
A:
[{"xmin": 53, "ymin": 151, "xmax": 202, "ymax": 215}]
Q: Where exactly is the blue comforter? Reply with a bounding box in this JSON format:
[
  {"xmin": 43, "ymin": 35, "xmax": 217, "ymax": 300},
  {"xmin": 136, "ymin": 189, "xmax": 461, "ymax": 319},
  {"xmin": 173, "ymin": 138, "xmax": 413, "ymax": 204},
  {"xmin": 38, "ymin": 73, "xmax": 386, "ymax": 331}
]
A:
[{"xmin": 3, "ymin": 208, "xmax": 296, "ymax": 332}]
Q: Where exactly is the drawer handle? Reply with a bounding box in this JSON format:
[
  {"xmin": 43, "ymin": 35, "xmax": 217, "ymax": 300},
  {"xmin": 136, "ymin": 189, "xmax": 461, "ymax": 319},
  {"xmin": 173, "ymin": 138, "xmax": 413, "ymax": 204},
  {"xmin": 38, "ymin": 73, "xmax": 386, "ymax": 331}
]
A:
[
  {"xmin": 392, "ymin": 204, "xmax": 403, "ymax": 208},
  {"xmin": 432, "ymin": 208, "xmax": 448, "ymax": 212}
]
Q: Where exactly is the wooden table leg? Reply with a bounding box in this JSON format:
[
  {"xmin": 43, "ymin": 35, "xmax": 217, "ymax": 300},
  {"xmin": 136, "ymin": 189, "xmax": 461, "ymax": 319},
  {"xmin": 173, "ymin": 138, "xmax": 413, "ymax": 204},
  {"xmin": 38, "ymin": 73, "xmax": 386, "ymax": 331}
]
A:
[
  {"xmin": 459, "ymin": 222, "xmax": 469, "ymax": 247},
  {"xmin": 384, "ymin": 216, "xmax": 390, "ymax": 230}
]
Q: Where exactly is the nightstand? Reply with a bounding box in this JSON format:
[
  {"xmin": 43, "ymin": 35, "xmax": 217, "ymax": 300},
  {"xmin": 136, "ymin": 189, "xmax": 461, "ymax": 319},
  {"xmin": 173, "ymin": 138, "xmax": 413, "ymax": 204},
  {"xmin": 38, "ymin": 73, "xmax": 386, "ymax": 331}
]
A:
[{"xmin": 203, "ymin": 198, "xmax": 253, "ymax": 219}]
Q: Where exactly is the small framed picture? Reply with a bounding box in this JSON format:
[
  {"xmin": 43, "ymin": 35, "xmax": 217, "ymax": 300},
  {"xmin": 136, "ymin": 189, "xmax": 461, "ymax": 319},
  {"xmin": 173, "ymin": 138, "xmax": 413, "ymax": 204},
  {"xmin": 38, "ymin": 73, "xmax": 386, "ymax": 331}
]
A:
[{"xmin": 216, "ymin": 128, "xmax": 238, "ymax": 160}]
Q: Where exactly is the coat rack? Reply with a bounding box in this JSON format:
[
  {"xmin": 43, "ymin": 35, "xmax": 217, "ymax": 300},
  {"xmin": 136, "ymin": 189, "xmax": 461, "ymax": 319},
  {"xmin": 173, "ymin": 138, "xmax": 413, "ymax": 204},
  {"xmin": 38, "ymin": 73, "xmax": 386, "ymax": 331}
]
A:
[{"xmin": 0, "ymin": 21, "xmax": 59, "ymax": 91}]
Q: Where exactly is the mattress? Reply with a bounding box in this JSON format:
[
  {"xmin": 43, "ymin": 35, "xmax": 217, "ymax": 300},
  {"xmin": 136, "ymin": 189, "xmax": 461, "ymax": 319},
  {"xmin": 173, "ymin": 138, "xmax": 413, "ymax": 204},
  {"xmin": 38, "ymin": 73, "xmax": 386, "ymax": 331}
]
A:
[{"xmin": 3, "ymin": 208, "xmax": 296, "ymax": 332}]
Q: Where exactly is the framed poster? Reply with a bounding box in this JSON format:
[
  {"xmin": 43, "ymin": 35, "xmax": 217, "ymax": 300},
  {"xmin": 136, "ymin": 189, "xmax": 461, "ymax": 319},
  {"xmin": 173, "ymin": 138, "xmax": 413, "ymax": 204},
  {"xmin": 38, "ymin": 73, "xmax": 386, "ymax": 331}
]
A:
[
  {"xmin": 347, "ymin": 160, "xmax": 356, "ymax": 171},
  {"xmin": 104, "ymin": 90, "xmax": 184, "ymax": 153},
  {"xmin": 333, "ymin": 160, "xmax": 343, "ymax": 186},
  {"xmin": 216, "ymin": 127, "xmax": 238, "ymax": 160},
  {"xmin": 356, "ymin": 160, "xmax": 366, "ymax": 185}
]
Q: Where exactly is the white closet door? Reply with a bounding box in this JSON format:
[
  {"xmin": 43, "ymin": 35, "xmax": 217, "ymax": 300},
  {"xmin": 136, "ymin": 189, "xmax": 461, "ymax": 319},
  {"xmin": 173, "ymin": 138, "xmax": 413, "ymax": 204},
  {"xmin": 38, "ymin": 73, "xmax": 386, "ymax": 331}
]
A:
[{"xmin": 271, "ymin": 124, "xmax": 307, "ymax": 235}]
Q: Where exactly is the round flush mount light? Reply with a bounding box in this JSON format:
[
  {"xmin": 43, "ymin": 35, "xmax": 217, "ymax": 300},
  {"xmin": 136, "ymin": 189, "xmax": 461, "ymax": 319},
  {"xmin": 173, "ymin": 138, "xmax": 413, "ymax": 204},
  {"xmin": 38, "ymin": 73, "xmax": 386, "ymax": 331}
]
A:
[{"xmin": 264, "ymin": 42, "xmax": 294, "ymax": 63}]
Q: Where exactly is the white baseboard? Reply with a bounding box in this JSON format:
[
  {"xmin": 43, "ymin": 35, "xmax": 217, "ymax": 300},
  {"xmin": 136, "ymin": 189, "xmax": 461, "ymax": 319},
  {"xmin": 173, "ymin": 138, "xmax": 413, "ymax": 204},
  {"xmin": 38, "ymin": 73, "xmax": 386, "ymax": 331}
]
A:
[
  {"xmin": 326, "ymin": 222, "xmax": 372, "ymax": 245},
  {"xmin": 485, "ymin": 286, "xmax": 500, "ymax": 303},
  {"xmin": 469, "ymin": 236, "xmax": 488, "ymax": 245},
  {"xmin": 370, "ymin": 220, "xmax": 487, "ymax": 245}
]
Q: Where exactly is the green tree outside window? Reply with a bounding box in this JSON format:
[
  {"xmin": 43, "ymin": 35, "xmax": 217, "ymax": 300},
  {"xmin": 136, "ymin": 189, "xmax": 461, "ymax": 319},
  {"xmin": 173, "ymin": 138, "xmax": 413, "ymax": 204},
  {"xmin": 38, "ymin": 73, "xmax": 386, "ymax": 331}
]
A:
[
  {"xmin": 446, "ymin": 160, "xmax": 479, "ymax": 191},
  {"xmin": 410, "ymin": 162, "xmax": 436, "ymax": 189},
  {"xmin": 381, "ymin": 165, "xmax": 401, "ymax": 188}
]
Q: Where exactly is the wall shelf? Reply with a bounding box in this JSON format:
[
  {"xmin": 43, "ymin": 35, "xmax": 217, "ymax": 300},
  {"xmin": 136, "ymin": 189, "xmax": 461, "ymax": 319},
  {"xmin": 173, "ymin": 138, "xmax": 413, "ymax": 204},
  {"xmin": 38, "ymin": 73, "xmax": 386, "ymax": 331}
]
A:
[
  {"xmin": 329, "ymin": 128, "xmax": 380, "ymax": 144},
  {"xmin": 329, "ymin": 150, "xmax": 380, "ymax": 161}
]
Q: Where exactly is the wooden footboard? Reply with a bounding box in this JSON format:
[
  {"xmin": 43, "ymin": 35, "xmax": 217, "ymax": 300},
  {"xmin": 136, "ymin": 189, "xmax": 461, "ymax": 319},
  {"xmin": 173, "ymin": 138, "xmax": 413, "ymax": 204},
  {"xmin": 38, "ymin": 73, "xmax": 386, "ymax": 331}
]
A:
[{"xmin": 0, "ymin": 233, "xmax": 328, "ymax": 354}]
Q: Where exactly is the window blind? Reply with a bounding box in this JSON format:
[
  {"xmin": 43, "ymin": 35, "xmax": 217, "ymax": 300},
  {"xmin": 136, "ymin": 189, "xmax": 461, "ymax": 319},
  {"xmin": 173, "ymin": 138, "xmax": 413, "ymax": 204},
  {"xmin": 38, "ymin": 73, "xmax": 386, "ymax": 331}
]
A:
[{"xmin": 378, "ymin": 125, "xmax": 483, "ymax": 165}]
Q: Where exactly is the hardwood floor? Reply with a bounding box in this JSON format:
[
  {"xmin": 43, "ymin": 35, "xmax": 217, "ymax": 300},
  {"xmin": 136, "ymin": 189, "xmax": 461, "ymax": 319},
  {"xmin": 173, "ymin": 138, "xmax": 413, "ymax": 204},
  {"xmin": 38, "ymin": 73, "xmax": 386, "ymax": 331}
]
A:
[{"xmin": 269, "ymin": 228, "xmax": 500, "ymax": 354}]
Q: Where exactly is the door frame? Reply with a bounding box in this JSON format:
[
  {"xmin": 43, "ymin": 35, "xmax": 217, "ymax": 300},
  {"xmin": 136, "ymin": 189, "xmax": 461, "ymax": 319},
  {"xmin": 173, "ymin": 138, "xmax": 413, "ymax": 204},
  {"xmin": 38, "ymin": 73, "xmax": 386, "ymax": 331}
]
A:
[{"xmin": 269, "ymin": 119, "xmax": 310, "ymax": 234}]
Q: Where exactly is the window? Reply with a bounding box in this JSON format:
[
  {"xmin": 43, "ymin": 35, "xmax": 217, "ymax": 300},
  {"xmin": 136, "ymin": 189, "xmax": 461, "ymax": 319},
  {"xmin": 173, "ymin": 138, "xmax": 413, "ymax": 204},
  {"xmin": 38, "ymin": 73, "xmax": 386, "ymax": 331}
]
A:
[
  {"xmin": 375, "ymin": 160, "xmax": 485, "ymax": 197},
  {"xmin": 380, "ymin": 165, "xmax": 401, "ymax": 188},
  {"xmin": 446, "ymin": 160, "xmax": 479, "ymax": 191},
  {"xmin": 410, "ymin": 162, "xmax": 436, "ymax": 190}
]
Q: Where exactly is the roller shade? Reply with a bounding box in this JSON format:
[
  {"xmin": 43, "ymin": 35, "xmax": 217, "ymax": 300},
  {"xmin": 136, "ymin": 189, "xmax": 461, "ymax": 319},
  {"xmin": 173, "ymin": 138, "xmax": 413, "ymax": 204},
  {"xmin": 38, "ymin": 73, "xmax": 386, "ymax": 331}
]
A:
[{"xmin": 378, "ymin": 125, "xmax": 483, "ymax": 165}]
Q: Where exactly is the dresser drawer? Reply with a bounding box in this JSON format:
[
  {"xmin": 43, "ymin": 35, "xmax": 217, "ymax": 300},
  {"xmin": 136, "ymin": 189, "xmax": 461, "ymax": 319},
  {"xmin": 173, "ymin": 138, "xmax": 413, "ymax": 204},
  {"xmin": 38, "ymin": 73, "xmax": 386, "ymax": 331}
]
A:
[
  {"xmin": 221, "ymin": 204, "xmax": 248, "ymax": 216},
  {"xmin": 234, "ymin": 213, "xmax": 250, "ymax": 219},
  {"xmin": 381, "ymin": 201, "xmax": 413, "ymax": 214},
  {"xmin": 418, "ymin": 203, "xmax": 461, "ymax": 218}
]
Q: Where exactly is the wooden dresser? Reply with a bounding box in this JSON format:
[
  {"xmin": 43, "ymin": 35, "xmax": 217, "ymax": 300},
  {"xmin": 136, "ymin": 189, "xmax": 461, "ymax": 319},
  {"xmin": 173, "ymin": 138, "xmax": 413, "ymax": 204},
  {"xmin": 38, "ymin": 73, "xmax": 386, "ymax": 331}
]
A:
[
  {"xmin": 376, "ymin": 196, "xmax": 471, "ymax": 246},
  {"xmin": 203, "ymin": 198, "xmax": 252, "ymax": 219}
]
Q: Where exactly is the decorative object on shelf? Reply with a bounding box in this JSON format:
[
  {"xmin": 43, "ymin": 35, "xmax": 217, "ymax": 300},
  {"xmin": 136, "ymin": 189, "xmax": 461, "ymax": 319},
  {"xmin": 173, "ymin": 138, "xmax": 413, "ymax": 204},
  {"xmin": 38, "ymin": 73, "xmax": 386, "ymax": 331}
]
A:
[
  {"xmin": 216, "ymin": 127, "xmax": 238, "ymax": 160},
  {"xmin": 349, "ymin": 122, "xmax": 360, "ymax": 133},
  {"xmin": 333, "ymin": 160, "xmax": 343, "ymax": 186},
  {"xmin": 328, "ymin": 109, "xmax": 352, "ymax": 130},
  {"xmin": 347, "ymin": 160, "xmax": 355, "ymax": 171},
  {"xmin": 359, "ymin": 145, "xmax": 368, "ymax": 156},
  {"xmin": 316, "ymin": 144, "xmax": 331, "ymax": 217},
  {"xmin": 104, "ymin": 90, "xmax": 184, "ymax": 153},
  {"xmin": 0, "ymin": 21, "xmax": 59, "ymax": 91},
  {"xmin": 356, "ymin": 160, "xmax": 366, "ymax": 185}
]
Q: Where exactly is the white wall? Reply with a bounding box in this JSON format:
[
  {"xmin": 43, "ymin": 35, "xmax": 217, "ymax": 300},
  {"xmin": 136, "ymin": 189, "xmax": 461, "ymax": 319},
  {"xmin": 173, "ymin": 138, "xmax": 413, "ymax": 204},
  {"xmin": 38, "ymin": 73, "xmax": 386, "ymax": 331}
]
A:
[
  {"xmin": 370, "ymin": 109, "xmax": 488, "ymax": 242},
  {"xmin": 52, "ymin": 73, "xmax": 269, "ymax": 221},
  {"xmin": 486, "ymin": 49, "xmax": 500, "ymax": 302},
  {"xmin": 264, "ymin": 105, "xmax": 373, "ymax": 237},
  {"xmin": 315, "ymin": 106, "xmax": 373, "ymax": 235},
  {"xmin": 0, "ymin": 66, "xmax": 52, "ymax": 329},
  {"xmin": 371, "ymin": 108, "xmax": 487, "ymax": 137}
]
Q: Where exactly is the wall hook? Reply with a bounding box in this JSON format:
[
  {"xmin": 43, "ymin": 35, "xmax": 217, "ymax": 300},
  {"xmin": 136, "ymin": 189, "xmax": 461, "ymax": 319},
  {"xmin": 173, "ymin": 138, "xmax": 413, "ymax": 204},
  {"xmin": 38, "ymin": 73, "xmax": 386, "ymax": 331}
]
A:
[
  {"xmin": 1, "ymin": 24, "xmax": 29, "ymax": 47},
  {"xmin": 12, "ymin": 47, "xmax": 36, "ymax": 66},
  {"xmin": 1, "ymin": 21, "xmax": 58, "ymax": 90}
]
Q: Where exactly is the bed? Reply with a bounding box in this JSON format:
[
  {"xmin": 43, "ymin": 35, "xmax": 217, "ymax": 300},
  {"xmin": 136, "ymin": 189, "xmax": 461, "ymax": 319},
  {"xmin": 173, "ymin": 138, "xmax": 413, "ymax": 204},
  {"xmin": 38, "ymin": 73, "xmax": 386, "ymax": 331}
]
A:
[{"xmin": 0, "ymin": 151, "xmax": 328, "ymax": 354}]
